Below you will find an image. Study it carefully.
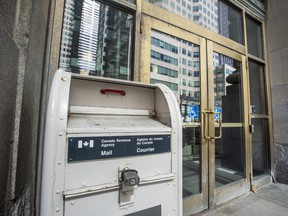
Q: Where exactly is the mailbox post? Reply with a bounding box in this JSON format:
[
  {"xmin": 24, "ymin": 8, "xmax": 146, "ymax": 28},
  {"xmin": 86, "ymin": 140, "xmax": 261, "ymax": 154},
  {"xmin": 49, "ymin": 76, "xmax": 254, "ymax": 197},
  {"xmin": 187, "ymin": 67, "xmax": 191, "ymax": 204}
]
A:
[{"xmin": 40, "ymin": 69, "xmax": 182, "ymax": 216}]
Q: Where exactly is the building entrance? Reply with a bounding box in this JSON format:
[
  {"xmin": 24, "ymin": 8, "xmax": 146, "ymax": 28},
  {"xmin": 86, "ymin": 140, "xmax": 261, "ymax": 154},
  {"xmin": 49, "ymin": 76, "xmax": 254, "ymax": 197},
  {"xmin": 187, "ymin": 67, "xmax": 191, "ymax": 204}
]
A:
[
  {"xmin": 49, "ymin": 0, "xmax": 272, "ymax": 215},
  {"xmin": 140, "ymin": 13, "xmax": 251, "ymax": 215}
]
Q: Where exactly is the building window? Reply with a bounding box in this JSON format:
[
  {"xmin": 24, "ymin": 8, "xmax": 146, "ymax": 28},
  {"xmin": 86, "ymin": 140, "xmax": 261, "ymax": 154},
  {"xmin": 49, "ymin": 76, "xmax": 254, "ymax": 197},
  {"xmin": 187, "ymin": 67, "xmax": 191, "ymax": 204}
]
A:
[
  {"xmin": 246, "ymin": 16, "xmax": 263, "ymax": 58},
  {"xmin": 193, "ymin": 51, "xmax": 200, "ymax": 58},
  {"xmin": 151, "ymin": 37, "xmax": 178, "ymax": 54},
  {"xmin": 193, "ymin": 6, "xmax": 199, "ymax": 12},
  {"xmin": 182, "ymin": 58, "xmax": 187, "ymax": 65},
  {"xmin": 182, "ymin": 89, "xmax": 187, "ymax": 96},
  {"xmin": 182, "ymin": 48, "xmax": 187, "ymax": 55},
  {"xmin": 193, "ymin": 15, "xmax": 199, "ymax": 21},
  {"xmin": 59, "ymin": 0, "xmax": 134, "ymax": 80},
  {"xmin": 194, "ymin": 71, "xmax": 200, "ymax": 77},
  {"xmin": 182, "ymin": 0, "xmax": 186, "ymax": 7},
  {"xmin": 182, "ymin": 79, "xmax": 187, "ymax": 86},
  {"xmin": 248, "ymin": 61, "xmax": 266, "ymax": 114},
  {"xmin": 218, "ymin": 0, "xmax": 243, "ymax": 44},
  {"xmin": 182, "ymin": 68, "xmax": 187, "ymax": 75},
  {"xmin": 170, "ymin": 2, "xmax": 175, "ymax": 9},
  {"xmin": 151, "ymin": 50, "xmax": 178, "ymax": 66},
  {"xmin": 194, "ymin": 81, "xmax": 200, "ymax": 87},
  {"xmin": 150, "ymin": 64, "xmax": 178, "ymax": 78},
  {"xmin": 150, "ymin": 79, "xmax": 178, "ymax": 91}
]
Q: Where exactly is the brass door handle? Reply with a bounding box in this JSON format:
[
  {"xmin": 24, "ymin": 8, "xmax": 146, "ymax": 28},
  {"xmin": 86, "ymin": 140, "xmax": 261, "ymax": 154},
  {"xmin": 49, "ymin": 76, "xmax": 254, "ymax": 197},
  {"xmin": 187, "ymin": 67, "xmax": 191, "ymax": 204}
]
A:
[
  {"xmin": 201, "ymin": 110, "xmax": 222, "ymax": 140},
  {"xmin": 202, "ymin": 110, "xmax": 213, "ymax": 140}
]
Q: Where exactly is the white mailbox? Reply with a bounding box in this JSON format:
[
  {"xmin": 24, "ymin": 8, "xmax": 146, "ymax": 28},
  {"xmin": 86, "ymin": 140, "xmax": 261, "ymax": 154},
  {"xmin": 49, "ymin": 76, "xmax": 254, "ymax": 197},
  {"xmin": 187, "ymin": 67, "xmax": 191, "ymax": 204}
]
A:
[{"xmin": 40, "ymin": 69, "xmax": 182, "ymax": 216}]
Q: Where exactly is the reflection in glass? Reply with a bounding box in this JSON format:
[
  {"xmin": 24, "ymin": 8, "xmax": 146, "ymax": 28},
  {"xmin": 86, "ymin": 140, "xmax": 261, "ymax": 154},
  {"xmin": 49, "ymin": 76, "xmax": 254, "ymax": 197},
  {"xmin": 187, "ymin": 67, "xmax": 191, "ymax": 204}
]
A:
[
  {"xmin": 149, "ymin": 30, "xmax": 201, "ymax": 197},
  {"xmin": 218, "ymin": 0, "xmax": 243, "ymax": 44},
  {"xmin": 59, "ymin": 0, "xmax": 134, "ymax": 80},
  {"xmin": 249, "ymin": 61, "xmax": 266, "ymax": 114},
  {"xmin": 214, "ymin": 53, "xmax": 245, "ymax": 187},
  {"xmin": 126, "ymin": 0, "xmax": 136, "ymax": 3},
  {"xmin": 147, "ymin": 0, "xmax": 243, "ymax": 44},
  {"xmin": 252, "ymin": 119, "xmax": 269, "ymax": 178},
  {"xmin": 246, "ymin": 16, "xmax": 263, "ymax": 58}
]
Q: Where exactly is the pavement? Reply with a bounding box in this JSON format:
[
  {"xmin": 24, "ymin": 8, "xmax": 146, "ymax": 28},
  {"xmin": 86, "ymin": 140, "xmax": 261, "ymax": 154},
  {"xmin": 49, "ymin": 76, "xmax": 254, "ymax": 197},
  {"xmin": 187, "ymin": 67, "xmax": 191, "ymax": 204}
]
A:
[{"xmin": 196, "ymin": 183, "xmax": 288, "ymax": 216}]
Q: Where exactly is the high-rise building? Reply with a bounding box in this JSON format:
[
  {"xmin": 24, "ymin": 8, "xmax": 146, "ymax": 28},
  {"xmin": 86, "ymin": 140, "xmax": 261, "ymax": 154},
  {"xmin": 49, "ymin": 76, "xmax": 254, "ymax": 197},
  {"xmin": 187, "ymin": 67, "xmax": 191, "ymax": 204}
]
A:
[{"xmin": 59, "ymin": 0, "xmax": 133, "ymax": 79}]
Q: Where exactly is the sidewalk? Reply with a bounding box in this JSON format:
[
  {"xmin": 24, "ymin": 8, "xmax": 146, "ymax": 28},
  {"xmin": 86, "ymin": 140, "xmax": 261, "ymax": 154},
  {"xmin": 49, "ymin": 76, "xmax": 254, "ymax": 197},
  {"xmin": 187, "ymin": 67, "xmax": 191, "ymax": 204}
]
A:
[{"xmin": 197, "ymin": 183, "xmax": 288, "ymax": 216}]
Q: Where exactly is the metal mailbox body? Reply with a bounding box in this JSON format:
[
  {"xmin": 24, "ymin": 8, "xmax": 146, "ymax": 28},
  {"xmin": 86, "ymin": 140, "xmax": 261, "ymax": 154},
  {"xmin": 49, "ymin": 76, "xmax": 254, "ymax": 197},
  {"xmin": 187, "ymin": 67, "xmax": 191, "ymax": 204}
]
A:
[{"xmin": 40, "ymin": 69, "xmax": 182, "ymax": 216}]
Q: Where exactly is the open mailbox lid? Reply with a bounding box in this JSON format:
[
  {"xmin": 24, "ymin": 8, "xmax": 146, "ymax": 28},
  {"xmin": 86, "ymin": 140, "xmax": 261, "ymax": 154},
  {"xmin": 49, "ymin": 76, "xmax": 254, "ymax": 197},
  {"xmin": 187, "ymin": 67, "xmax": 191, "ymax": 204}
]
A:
[{"xmin": 40, "ymin": 69, "xmax": 182, "ymax": 216}]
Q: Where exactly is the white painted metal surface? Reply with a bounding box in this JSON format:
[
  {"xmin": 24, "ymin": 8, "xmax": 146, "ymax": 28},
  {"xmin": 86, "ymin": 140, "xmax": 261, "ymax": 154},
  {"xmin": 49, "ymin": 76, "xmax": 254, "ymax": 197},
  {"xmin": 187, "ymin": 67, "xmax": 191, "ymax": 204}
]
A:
[{"xmin": 40, "ymin": 69, "xmax": 182, "ymax": 216}]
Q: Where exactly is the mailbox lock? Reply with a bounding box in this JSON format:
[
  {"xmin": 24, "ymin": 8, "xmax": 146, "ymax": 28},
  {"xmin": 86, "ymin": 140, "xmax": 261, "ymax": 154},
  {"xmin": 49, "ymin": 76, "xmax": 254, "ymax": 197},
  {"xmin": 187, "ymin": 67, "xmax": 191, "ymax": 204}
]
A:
[{"xmin": 121, "ymin": 169, "xmax": 140, "ymax": 187}]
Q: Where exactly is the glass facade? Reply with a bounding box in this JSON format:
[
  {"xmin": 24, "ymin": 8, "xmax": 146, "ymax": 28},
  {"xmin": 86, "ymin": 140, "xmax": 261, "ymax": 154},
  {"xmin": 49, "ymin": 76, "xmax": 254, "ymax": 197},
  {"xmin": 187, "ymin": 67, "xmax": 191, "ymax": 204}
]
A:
[
  {"xmin": 147, "ymin": 0, "xmax": 243, "ymax": 44},
  {"xmin": 59, "ymin": 0, "xmax": 134, "ymax": 79}
]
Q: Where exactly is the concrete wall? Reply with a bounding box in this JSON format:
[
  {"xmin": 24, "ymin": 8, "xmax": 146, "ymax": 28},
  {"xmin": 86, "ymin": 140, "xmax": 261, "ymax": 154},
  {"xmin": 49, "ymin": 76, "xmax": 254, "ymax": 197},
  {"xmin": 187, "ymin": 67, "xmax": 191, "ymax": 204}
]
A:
[
  {"xmin": 267, "ymin": 0, "xmax": 288, "ymax": 184},
  {"xmin": 0, "ymin": 0, "xmax": 19, "ymax": 211},
  {"xmin": 0, "ymin": 0, "xmax": 50, "ymax": 214}
]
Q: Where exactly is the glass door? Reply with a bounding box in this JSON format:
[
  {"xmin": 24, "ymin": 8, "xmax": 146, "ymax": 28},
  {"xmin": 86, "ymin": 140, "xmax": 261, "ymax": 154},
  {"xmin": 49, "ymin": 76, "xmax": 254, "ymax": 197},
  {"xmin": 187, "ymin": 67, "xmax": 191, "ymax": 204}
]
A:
[
  {"xmin": 205, "ymin": 41, "xmax": 250, "ymax": 207},
  {"xmin": 139, "ymin": 15, "xmax": 210, "ymax": 215},
  {"xmin": 140, "ymin": 10, "xmax": 251, "ymax": 216}
]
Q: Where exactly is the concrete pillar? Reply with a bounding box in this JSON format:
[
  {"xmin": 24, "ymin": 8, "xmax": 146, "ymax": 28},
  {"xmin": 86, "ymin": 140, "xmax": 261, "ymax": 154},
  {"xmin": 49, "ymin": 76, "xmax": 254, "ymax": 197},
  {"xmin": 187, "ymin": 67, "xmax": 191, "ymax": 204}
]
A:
[
  {"xmin": 267, "ymin": 0, "xmax": 288, "ymax": 184},
  {"xmin": 0, "ymin": 0, "xmax": 51, "ymax": 214}
]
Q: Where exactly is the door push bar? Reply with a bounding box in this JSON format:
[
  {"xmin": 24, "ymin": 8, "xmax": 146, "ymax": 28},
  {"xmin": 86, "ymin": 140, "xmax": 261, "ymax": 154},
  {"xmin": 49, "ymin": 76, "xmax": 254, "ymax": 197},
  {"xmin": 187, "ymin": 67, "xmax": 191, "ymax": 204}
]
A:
[{"xmin": 201, "ymin": 110, "xmax": 222, "ymax": 140}]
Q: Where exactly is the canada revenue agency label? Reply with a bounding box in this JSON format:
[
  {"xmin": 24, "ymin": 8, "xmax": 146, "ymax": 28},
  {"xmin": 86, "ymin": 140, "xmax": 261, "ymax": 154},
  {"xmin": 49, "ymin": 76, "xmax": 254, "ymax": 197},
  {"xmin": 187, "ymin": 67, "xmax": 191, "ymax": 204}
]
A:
[{"xmin": 68, "ymin": 135, "xmax": 171, "ymax": 162}]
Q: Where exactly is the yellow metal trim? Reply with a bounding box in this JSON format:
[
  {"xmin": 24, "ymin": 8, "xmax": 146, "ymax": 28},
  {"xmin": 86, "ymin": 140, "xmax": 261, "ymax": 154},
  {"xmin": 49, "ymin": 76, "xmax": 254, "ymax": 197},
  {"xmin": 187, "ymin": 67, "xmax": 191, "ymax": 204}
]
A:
[
  {"xmin": 242, "ymin": 54, "xmax": 252, "ymax": 183},
  {"xmin": 200, "ymin": 37, "xmax": 209, "ymax": 210},
  {"xmin": 221, "ymin": 123, "xmax": 244, "ymax": 127},
  {"xmin": 213, "ymin": 43, "xmax": 243, "ymax": 61},
  {"xmin": 50, "ymin": 0, "xmax": 65, "ymax": 75},
  {"xmin": 149, "ymin": 17, "xmax": 201, "ymax": 45},
  {"xmin": 139, "ymin": 16, "xmax": 152, "ymax": 83},
  {"xmin": 182, "ymin": 123, "xmax": 200, "ymax": 128},
  {"xmin": 133, "ymin": 0, "xmax": 143, "ymax": 81},
  {"xmin": 207, "ymin": 40, "xmax": 216, "ymax": 208}
]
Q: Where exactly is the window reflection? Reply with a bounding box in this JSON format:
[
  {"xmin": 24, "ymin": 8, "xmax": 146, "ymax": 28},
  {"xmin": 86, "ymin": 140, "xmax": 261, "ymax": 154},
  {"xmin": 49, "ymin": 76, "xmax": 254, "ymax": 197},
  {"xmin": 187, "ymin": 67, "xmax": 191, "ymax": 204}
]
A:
[
  {"xmin": 150, "ymin": 30, "xmax": 201, "ymax": 197},
  {"xmin": 147, "ymin": 0, "xmax": 243, "ymax": 44},
  {"xmin": 246, "ymin": 16, "xmax": 263, "ymax": 58},
  {"xmin": 59, "ymin": 0, "xmax": 134, "ymax": 80},
  {"xmin": 213, "ymin": 53, "xmax": 245, "ymax": 187},
  {"xmin": 252, "ymin": 119, "xmax": 269, "ymax": 178},
  {"xmin": 249, "ymin": 61, "xmax": 266, "ymax": 114}
]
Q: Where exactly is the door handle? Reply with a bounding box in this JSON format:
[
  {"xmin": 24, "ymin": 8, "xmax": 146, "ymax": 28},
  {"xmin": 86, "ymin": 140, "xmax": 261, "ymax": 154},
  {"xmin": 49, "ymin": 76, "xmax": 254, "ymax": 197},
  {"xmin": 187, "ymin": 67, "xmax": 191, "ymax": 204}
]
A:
[
  {"xmin": 201, "ymin": 110, "xmax": 222, "ymax": 140},
  {"xmin": 202, "ymin": 110, "xmax": 213, "ymax": 140}
]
